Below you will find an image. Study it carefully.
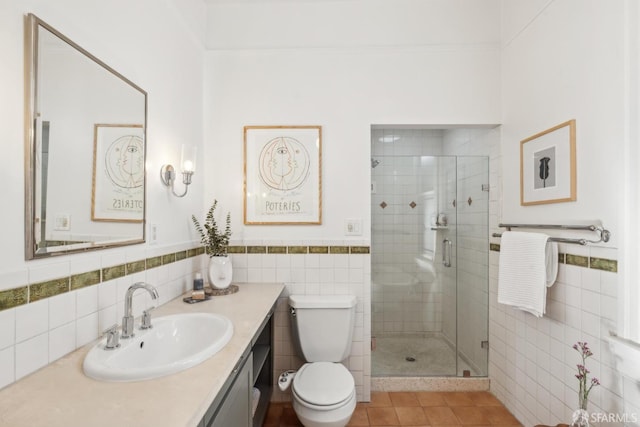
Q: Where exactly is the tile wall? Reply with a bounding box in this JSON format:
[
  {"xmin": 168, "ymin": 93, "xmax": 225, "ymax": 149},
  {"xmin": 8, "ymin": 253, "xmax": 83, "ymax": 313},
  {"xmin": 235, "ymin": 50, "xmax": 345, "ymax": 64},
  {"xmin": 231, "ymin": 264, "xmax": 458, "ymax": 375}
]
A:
[
  {"xmin": 0, "ymin": 240, "xmax": 372, "ymax": 403},
  {"xmin": 469, "ymin": 127, "xmax": 639, "ymax": 426},
  {"xmin": 0, "ymin": 243, "xmax": 205, "ymax": 390},
  {"xmin": 489, "ymin": 245, "xmax": 639, "ymax": 426},
  {"xmin": 227, "ymin": 241, "xmax": 371, "ymax": 402}
]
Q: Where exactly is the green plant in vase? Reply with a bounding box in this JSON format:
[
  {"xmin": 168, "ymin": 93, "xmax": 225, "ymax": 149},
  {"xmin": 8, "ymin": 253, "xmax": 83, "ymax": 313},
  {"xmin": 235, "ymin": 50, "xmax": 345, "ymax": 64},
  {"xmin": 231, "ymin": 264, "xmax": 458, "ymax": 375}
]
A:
[{"xmin": 192, "ymin": 200, "xmax": 232, "ymax": 288}]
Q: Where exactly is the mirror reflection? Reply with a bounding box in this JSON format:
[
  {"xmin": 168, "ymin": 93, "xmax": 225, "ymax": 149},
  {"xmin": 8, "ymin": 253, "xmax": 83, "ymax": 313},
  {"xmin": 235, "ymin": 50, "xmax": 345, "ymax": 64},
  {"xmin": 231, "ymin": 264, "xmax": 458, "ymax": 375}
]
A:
[{"xmin": 25, "ymin": 14, "xmax": 147, "ymax": 259}]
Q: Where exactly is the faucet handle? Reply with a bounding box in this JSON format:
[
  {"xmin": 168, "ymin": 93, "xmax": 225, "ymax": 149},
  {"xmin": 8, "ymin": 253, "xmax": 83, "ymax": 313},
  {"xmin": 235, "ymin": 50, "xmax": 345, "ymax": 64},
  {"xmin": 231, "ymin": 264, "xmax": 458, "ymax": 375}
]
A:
[
  {"xmin": 140, "ymin": 307, "xmax": 155, "ymax": 330},
  {"xmin": 103, "ymin": 324, "xmax": 120, "ymax": 350}
]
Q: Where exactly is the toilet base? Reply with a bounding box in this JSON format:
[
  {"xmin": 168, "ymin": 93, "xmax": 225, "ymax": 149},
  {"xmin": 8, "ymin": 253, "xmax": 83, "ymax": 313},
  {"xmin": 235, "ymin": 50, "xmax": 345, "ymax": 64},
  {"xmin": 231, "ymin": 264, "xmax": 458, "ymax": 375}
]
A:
[{"xmin": 292, "ymin": 391, "xmax": 356, "ymax": 427}]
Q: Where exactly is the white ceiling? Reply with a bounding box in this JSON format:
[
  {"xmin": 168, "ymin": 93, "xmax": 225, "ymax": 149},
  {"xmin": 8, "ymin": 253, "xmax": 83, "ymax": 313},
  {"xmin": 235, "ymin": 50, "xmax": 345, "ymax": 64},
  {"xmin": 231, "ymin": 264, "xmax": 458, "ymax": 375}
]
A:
[{"xmin": 204, "ymin": 0, "xmax": 356, "ymax": 3}]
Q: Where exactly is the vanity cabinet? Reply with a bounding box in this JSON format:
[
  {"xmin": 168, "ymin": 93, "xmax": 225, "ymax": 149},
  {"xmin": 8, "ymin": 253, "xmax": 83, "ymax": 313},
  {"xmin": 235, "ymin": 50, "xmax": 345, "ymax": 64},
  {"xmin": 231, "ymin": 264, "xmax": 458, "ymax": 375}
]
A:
[
  {"xmin": 206, "ymin": 352, "xmax": 252, "ymax": 427},
  {"xmin": 199, "ymin": 304, "xmax": 274, "ymax": 427},
  {"xmin": 251, "ymin": 305, "xmax": 274, "ymax": 427}
]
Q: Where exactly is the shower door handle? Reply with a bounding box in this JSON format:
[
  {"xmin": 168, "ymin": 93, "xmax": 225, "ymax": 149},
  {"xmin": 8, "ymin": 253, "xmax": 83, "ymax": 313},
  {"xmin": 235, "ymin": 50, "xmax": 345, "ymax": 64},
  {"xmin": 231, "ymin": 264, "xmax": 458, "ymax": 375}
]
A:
[{"xmin": 442, "ymin": 239, "xmax": 452, "ymax": 267}]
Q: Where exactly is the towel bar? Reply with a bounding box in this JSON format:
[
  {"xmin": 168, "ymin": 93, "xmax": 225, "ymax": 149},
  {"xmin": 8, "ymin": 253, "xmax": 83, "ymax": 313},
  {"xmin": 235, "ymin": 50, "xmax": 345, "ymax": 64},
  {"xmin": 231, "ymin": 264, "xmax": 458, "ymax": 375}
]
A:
[{"xmin": 492, "ymin": 223, "xmax": 611, "ymax": 246}]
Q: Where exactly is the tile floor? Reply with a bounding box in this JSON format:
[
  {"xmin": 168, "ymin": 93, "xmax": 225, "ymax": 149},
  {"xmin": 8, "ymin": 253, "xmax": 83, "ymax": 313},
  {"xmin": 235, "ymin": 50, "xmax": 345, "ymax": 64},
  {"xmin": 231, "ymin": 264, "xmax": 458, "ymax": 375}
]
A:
[{"xmin": 263, "ymin": 391, "xmax": 523, "ymax": 426}]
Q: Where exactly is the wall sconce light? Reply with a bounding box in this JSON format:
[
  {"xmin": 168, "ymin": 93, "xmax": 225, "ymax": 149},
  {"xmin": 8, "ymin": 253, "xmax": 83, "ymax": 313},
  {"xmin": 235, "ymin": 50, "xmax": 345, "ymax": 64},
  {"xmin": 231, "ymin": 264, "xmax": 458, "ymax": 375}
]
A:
[{"xmin": 160, "ymin": 145, "xmax": 196, "ymax": 198}]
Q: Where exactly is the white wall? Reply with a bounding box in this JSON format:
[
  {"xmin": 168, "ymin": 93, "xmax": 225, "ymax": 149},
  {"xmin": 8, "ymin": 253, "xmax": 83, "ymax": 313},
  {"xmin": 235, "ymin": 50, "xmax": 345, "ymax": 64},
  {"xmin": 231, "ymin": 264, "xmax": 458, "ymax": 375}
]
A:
[
  {"xmin": 492, "ymin": 1, "xmax": 638, "ymax": 425},
  {"xmin": 203, "ymin": 0, "xmax": 501, "ymax": 403},
  {"xmin": 0, "ymin": 0, "xmax": 206, "ymax": 388},
  {"xmin": 500, "ymin": 0, "xmax": 623, "ymax": 241},
  {"xmin": 203, "ymin": 0, "xmax": 501, "ymax": 243},
  {"xmin": 205, "ymin": 0, "xmax": 500, "ymax": 50}
]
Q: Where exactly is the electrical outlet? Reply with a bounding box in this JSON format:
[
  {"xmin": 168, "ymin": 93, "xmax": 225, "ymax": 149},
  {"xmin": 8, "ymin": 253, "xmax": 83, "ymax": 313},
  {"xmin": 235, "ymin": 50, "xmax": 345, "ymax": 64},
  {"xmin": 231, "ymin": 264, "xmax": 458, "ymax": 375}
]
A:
[
  {"xmin": 54, "ymin": 214, "xmax": 70, "ymax": 231},
  {"xmin": 344, "ymin": 218, "xmax": 362, "ymax": 236},
  {"xmin": 149, "ymin": 224, "xmax": 158, "ymax": 244}
]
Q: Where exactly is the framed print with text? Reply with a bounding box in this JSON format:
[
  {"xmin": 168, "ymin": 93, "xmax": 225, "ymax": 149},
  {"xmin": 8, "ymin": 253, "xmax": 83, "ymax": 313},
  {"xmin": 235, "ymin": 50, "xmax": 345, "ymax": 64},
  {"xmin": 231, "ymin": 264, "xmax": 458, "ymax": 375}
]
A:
[
  {"xmin": 244, "ymin": 125, "xmax": 322, "ymax": 224},
  {"xmin": 92, "ymin": 124, "xmax": 144, "ymax": 222}
]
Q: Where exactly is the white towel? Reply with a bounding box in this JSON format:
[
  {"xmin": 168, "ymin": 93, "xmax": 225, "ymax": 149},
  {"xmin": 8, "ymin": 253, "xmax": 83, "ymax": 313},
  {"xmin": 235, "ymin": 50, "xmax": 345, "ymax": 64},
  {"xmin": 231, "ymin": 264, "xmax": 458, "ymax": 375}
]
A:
[
  {"xmin": 545, "ymin": 240, "xmax": 558, "ymax": 287},
  {"xmin": 498, "ymin": 231, "xmax": 558, "ymax": 317}
]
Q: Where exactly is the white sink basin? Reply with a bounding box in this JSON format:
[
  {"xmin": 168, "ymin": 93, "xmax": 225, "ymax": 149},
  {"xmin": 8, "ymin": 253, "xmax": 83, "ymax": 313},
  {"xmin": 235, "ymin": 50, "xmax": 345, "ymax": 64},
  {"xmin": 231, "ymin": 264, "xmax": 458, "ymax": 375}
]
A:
[{"xmin": 83, "ymin": 312, "xmax": 233, "ymax": 382}]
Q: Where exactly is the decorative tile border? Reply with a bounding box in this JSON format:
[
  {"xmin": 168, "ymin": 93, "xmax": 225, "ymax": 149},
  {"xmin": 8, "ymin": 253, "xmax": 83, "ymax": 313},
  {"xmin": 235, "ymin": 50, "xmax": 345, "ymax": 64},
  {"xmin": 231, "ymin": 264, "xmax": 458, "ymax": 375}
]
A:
[
  {"xmin": 566, "ymin": 254, "xmax": 589, "ymax": 268},
  {"xmin": 268, "ymin": 246, "xmax": 287, "ymax": 254},
  {"xmin": 228, "ymin": 245, "xmax": 371, "ymax": 255},
  {"xmin": 146, "ymin": 256, "xmax": 162, "ymax": 269},
  {"xmin": 288, "ymin": 246, "xmax": 308, "ymax": 254},
  {"xmin": 30, "ymin": 278, "xmax": 69, "ymax": 303},
  {"xmin": 330, "ymin": 246, "xmax": 350, "ymax": 254},
  {"xmin": 350, "ymin": 246, "xmax": 371, "ymax": 254},
  {"xmin": 590, "ymin": 257, "xmax": 618, "ymax": 272},
  {"xmin": 228, "ymin": 246, "xmax": 247, "ymax": 254},
  {"xmin": 103, "ymin": 264, "xmax": 126, "ymax": 281},
  {"xmin": 0, "ymin": 287, "xmax": 28, "ymax": 311},
  {"xmin": 0, "ymin": 247, "xmax": 202, "ymax": 312},
  {"xmin": 71, "ymin": 270, "xmax": 101, "ymax": 291},
  {"xmin": 0, "ymin": 243, "xmax": 372, "ymax": 312},
  {"xmin": 309, "ymin": 246, "xmax": 329, "ymax": 254},
  {"xmin": 126, "ymin": 260, "xmax": 146, "ymax": 275},
  {"xmin": 489, "ymin": 243, "xmax": 617, "ymax": 273}
]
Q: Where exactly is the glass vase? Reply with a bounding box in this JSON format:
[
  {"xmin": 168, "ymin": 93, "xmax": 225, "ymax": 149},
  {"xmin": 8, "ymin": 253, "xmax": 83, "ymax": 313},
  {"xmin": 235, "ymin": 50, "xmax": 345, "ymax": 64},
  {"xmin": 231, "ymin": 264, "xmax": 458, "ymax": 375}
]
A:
[{"xmin": 570, "ymin": 397, "xmax": 590, "ymax": 427}]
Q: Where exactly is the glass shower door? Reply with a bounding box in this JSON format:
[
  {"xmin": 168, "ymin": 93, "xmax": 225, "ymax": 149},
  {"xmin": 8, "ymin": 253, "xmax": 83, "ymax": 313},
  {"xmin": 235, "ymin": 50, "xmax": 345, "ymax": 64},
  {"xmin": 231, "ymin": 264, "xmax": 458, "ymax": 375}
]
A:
[
  {"xmin": 432, "ymin": 156, "xmax": 458, "ymax": 376},
  {"xmin": 371, "ymin": 154, "xmax": 489, "ymax": 377},
  {"xmin": 454, "ymin": 156, "xmax": 489, "ymax": 376}
]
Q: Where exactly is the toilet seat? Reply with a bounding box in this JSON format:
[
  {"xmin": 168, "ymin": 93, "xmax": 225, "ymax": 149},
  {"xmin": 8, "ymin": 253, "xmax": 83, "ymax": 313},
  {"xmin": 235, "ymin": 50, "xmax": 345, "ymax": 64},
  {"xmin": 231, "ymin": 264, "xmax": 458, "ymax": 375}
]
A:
[{"xmin": 292, "ymin": 362, "xmax": 355, "ymax": 409}]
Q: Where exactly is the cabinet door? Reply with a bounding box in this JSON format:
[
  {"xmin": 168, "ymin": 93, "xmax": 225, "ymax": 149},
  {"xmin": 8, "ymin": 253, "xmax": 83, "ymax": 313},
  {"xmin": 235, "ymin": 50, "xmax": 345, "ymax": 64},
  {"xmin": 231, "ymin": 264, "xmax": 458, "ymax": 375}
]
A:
[{"xmin": 208, "ymin": 353, "xmax": 253, "ymax": 427}]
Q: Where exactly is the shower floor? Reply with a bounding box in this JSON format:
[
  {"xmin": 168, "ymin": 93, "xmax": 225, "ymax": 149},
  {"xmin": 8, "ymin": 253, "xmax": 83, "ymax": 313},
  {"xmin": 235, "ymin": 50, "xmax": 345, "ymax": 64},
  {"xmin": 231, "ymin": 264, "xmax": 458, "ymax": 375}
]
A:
[{"xmin": 372, "ymin": 334, "xmax": 476, "ymax": 377}]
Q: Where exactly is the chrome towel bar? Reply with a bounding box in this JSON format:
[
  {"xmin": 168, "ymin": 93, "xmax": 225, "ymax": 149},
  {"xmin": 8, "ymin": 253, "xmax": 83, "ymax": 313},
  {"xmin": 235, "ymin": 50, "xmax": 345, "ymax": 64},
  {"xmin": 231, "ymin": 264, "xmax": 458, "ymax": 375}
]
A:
[{"xmin": 492, "ymin": 223, "xmax": 611, "ymax": 246}]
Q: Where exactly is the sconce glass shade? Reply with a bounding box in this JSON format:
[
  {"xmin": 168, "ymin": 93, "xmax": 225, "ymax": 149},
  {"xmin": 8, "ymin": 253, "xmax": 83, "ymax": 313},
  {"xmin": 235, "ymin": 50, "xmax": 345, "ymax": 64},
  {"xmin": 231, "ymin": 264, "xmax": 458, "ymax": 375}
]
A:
[
  {"xmin": 161, "ymin": 145, "xmax": 197, "ymax": 198},
  {"xmin": 181, "ymin": 145, "xmax": 197, "ymax": 173}
]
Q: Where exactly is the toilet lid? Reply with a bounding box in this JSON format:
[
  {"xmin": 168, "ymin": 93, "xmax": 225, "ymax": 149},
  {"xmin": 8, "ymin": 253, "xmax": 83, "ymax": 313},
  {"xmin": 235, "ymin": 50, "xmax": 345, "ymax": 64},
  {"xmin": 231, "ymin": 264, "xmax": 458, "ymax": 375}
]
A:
[{"xmin": 293, "ymin": 362, "xmax": 355, "ymax": 406}]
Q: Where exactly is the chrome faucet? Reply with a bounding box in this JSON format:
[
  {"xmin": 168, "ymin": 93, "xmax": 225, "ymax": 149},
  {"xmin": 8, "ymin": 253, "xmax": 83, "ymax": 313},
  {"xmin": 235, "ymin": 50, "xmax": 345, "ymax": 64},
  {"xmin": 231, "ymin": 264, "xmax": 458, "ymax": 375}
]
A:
[{"xmin": 121, "ymin": 282, "xmax": 159, "ymax": 339}]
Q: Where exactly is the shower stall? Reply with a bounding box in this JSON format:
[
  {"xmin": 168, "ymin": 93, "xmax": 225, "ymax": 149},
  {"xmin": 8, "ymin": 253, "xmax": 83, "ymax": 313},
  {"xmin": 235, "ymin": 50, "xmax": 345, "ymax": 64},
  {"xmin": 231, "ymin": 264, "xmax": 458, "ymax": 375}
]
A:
[{"xmin": 370, "ymin": 127, "xmax": 490, "ymax": 378}]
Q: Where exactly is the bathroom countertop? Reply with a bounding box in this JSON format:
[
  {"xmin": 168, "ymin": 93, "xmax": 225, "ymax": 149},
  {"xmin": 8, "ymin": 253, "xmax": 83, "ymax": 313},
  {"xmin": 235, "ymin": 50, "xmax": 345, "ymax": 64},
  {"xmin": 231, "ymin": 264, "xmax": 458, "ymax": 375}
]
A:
[{"xmin": 0, "ymin": 282, "xmax": 284, "ymax": 427}]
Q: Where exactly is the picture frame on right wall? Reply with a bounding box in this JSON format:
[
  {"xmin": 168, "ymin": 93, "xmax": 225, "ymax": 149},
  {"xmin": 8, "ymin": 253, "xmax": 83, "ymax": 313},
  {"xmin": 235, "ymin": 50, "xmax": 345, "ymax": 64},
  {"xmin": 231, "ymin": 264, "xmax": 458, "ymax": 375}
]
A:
[{"xmin": 520, "ymin": 119, "xmax": 576, "ymax": 206}]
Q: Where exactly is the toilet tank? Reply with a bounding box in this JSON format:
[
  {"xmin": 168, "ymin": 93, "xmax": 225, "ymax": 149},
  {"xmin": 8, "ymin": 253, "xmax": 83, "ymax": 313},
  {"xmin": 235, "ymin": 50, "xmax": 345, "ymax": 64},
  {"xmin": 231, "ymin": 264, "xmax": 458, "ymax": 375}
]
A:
[{"xmin": 289, "ymin": 295, "xmax": 357, "ymax": 362}]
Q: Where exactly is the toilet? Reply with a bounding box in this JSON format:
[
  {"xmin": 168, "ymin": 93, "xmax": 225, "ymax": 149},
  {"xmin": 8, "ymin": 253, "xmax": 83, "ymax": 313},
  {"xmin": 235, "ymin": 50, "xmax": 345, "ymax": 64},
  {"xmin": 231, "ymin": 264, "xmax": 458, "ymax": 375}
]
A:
[{"xmin": 286, "ymin": 294, "xmax": 357, "ymax": 427}]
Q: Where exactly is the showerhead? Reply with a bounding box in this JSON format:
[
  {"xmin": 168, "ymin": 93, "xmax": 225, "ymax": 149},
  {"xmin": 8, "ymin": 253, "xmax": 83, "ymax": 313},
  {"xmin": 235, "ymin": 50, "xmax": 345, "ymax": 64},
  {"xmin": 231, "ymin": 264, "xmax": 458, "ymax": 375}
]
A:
[{"xmin": 371, "ymin": 158, "xmax": 380, "ymax": 168}]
